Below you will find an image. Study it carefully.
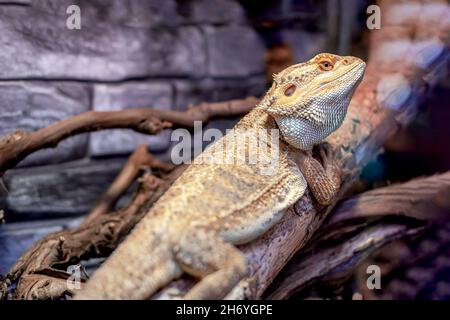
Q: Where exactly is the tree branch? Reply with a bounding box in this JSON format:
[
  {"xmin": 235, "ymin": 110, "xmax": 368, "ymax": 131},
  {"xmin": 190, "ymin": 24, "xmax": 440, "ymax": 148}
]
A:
[
  {"xmin": 0, "ymin": 97, "xmax": 259, "ymax": 176},
  {"xmin": 82, "ymin": 144, "xmax": 175, "ymax": 226}
]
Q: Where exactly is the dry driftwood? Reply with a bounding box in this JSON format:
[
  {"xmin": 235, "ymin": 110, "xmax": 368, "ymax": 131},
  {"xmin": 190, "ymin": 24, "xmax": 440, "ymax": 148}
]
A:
[
  {"xmin": 2, "ymin": 147, "xmax": 186, "ymax": 300},
  {"xmin": 264, "ymin": 172, "xmax": 450, "ymax": 299},
  {"xmin": 1, "ymin": 0, "xmax": 449, "ymax": 300}
]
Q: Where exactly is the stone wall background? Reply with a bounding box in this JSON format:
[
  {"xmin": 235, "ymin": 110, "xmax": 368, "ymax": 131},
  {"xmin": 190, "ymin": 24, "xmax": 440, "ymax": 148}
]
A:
[{"xmin": 0, "ymin": 0, "xmax": 339, "ymax": 274}]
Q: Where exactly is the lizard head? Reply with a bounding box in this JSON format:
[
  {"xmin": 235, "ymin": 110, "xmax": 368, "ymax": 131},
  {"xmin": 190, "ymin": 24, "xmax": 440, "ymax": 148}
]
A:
[{"xmin": 259, "ymin": 53, "xmax": 366, "ymax": 150}]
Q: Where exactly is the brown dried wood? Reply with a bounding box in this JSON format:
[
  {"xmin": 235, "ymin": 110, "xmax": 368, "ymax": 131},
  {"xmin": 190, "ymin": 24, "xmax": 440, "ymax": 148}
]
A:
[
  {"xmin": 0, "ymin": 97, "xmax": 259, "ymax": 176},
  {"xmin": 265, "ymin": 172, "xmax": 450, "ymax": 299}
]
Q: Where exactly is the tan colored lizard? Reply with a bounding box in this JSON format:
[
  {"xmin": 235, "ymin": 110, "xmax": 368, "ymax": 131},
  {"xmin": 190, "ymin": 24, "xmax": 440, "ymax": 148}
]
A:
[{"xmin": 74, "ymin": 53, "xmax": 366, "ymax": 300}]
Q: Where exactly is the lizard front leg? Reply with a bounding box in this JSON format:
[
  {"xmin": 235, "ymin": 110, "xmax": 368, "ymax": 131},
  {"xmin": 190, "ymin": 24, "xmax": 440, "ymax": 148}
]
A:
[
  {"xmin": 174, "ymin": 228, "xmax": 249, "ymax": 300},
  {"xmin": 297, "ymin": 143, "xmax": 342, "ymax": 205}
]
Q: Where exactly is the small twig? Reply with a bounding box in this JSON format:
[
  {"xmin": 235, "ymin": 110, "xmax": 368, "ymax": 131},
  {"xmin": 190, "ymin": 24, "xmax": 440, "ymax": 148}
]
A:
[{"xmin": 82, "ymin": 144, "xmax": 175, "ymax": 226}]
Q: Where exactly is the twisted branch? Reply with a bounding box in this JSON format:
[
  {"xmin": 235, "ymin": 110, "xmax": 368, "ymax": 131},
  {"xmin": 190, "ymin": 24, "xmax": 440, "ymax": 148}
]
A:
[
  {"xmin": 4, "ymin": 147, "xmax": 186, "ymax": 299},
  {"xmin": 0, "ymin": 97, "xmax": 259, "ymax": 176}
]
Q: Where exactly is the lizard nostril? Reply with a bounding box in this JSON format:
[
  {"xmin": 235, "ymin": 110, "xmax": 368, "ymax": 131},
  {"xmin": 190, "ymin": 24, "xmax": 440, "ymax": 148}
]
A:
[{"xmin": 343, "ymin": 58, "xmax": 350, "ymax": 65}]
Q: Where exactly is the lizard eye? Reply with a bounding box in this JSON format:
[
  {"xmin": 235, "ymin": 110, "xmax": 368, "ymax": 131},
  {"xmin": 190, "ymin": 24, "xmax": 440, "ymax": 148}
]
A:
[
  {"xmin": 319, "ymin": 60, "xmax": 334, "ymax": 71},
  {"xmin": 284, "ymin": 84, "xmax": 296, "ymax": 97}
]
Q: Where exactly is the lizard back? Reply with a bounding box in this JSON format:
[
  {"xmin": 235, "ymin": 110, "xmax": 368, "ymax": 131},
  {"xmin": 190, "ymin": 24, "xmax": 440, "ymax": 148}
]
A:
[{"xmin": 145, "ymin": 108, "xmax": 307, "ymax": 244}]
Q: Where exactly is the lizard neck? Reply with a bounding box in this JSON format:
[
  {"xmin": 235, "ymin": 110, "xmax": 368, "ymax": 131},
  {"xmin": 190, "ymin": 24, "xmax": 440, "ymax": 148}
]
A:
[{"xmin": 234, "ymin": 108, "xmax": 277, "ymax": 130}]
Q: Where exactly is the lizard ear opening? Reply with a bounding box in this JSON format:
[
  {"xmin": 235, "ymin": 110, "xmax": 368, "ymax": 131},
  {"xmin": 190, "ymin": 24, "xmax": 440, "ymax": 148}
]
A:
[{"xmin": 284, "ymin": 84, "xmax": 296, "ymax": 96}]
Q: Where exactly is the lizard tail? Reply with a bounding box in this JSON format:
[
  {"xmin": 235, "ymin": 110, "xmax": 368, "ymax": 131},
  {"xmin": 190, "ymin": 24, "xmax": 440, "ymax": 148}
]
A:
[{"xmin": 74, "ymin": 217, "xmax": 181, "ymax": 300}]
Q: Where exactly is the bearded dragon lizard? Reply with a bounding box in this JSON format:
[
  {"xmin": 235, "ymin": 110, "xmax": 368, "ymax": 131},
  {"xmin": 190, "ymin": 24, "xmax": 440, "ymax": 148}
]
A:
[{"xmin": 74, "ymin": 53, "xmax": 366, "ymax": 300}]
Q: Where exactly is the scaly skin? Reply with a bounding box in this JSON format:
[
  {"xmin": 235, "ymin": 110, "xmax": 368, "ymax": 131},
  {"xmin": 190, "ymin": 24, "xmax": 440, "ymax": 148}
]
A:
[{"xmin": 74, "ymin": 53, "xmax": 366, "ymax": 300}]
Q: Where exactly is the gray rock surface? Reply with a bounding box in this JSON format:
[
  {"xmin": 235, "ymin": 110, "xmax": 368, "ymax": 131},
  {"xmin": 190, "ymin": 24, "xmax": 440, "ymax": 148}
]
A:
[
  {"xmin": 282, "ymin": 30, "xmax": 327, "ymax": 63},
  {"xmin": 0, "ymin": 81, "xmax": 90, "ymax": 167},
  {"xmin": 0, "ymin": 1, "xmax": 206, "ymax": 80},
  {"xmin": 89, "ymin": 81, "xmax": 173, "ymax": 156},
  {"xmin": 207, "ymin": 77, "xmax": 266, "ymax": 102},
  {"xmin": 0, "ymin": 159, "xmax": 126, "ymax": 220},
  {"xmin": 204, "ymin": 25, "xmax": 266, "ymax": 77},
  {"xmin": 0, "ymin": 0, "xmax": 30, "ymax": 4},
  {"xmin": 173, "ymin": 76, "xmax": 265, "ymax": 111},
  {"xmin": 177, "ymin": 0, "xmax": 246, "ymax": 25}
]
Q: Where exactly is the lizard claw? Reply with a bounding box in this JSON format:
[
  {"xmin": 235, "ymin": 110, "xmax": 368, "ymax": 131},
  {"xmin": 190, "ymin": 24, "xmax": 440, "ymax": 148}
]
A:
[
  {"xmin": 342, "ymin": 167, "xmax": 360, "ymax": 180},
  {"xmin": 317, "ymin": 142, "xmax": 342, "ymax": 167},
  {"xmin": 156, "ymin": 287, "xmax": 184, "ymax": 300},
  {"xmin": 318, "ymin": 143, "xmax": 331, "ymax": 163},
  {"xmin": 317, "ymin": 143, "xmax": 348, "ymax": 187},
  {"xmin": 319, "ymin": 143, "xmax": 358, "ymax": 180}
]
